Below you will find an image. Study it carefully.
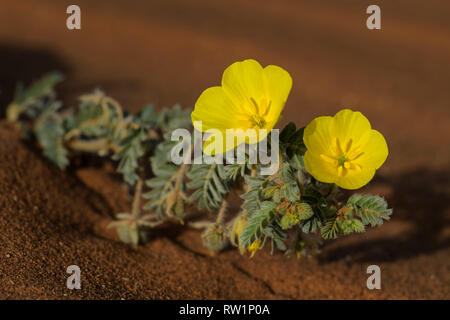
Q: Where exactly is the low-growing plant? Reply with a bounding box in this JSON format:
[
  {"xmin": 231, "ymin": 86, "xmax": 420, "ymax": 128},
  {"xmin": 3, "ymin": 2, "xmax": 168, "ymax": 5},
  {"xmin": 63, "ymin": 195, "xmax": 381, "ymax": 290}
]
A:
[{"xmin": 6, "ymin": 59, "xmax": 392, "ymax": 258}]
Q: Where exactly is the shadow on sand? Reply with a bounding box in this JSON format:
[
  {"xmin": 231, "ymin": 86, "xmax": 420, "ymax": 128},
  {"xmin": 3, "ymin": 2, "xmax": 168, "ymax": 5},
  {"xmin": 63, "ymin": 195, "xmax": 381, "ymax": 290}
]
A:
[
  {"xmin": 0, "ymin": 44, "xmax": 71, "ymax": 118},
  {"xmin": 319, "ymin": 168, "xmax": 450, "ymax": 263}
]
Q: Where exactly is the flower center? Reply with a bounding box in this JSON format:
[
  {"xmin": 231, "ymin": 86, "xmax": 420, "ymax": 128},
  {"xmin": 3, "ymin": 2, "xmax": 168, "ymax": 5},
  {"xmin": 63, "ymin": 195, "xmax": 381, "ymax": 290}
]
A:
[
  {"xmin": 337, "ymin": 155, "xmax": 347, "ymax": 167},
  {"xmin": 320, "ymin": 138, "xmax": 365, "ymax": 177},
  {"xmin": 248, "ymin": 97, "xmax": 271, "ymax": 129},
  {"xmin": 250, "ymin": 114, "xmax": 266, "ymax": 128}
]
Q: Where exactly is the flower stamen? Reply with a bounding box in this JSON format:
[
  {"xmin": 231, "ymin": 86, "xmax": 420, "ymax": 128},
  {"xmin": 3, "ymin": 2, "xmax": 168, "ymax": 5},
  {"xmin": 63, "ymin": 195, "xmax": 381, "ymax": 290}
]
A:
[
  {"xmin": 320, "ymin": 154, "xmax": 338, "ymax": 165},
  {"xmin": 250, "ymin": 114, "xmax": 267, "ymax": 128},
  {"xmin": 323, "ymin": 137, "xmax": 366, "ymax": 176},
  {"xmin": 248, "ymin": 97, "xmax": 271, "ymax": 128}
]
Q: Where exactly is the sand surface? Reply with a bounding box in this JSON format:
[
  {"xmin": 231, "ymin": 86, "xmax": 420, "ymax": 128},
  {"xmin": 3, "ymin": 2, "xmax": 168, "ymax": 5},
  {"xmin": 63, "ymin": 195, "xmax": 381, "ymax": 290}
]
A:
[{"xmin": 0, "ymin": 0, "xmax": 448, "ymax": 299}]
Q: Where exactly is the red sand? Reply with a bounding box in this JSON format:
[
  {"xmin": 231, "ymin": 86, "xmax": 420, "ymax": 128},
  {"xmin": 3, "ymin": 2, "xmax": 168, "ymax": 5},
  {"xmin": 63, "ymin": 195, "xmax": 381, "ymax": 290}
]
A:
[{"xmin": 0, "ymin": 0, "xmax": 449, "ymax": 299}]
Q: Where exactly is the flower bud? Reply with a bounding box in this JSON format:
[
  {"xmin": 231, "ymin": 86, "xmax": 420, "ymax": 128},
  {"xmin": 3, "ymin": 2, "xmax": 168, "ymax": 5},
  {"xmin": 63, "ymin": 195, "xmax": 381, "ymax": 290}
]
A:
[
  {"xmin": 201, "ymin": 223, "xmax": 228, "ymax": 253},
  {"xmin": 230, "ymin": 215, "xmax": 249, "ymax": 254}
]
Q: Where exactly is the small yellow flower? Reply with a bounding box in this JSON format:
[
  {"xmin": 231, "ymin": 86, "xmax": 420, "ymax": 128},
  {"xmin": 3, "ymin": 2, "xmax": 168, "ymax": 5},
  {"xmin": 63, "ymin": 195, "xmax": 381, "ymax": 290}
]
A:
[
  {"xmin": 247, "ymin": 239, "xmax": 262, "ymax": 258},
  {"xmin": 191, "ymin": 59, "xmax": 292, "ymax": 155},
  {"xmin": 303, "ymin": 109, "xmax": 388, "ymax": 190},
  {"xmin": 231, "ymin": 215, "xmax": 262, "ymax": 257},
  {"xmin": 231, "ymin": 215, "xmax": 249, "ymax": 254}
]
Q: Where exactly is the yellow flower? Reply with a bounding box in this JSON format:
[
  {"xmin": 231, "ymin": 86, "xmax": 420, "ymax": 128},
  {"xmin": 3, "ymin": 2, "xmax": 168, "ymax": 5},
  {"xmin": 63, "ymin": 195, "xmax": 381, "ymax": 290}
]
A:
[
  {"xmin": 247, "ymin": 239, "xmax": 262, "ymax": 258},
  {"xmin": 191, "ymin": 59, "xmax": 292, "ymax": 155},
  {"xmin": 230, "ymin": 215, "xmax": 249, "ymax": 254},
  {"xmin": 231, "ymin": 215, "xmax": 262, "ymax": 257},
  {"xmin": 303, "ymin": 109, "xmax": 388, "ymax": 190}
]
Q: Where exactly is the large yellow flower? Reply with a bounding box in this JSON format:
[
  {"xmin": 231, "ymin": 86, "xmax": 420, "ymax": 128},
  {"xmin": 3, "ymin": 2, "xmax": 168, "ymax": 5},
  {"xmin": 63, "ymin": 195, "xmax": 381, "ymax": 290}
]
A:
[
  {"xmin": 304, "ymin": 109, "xmax": 388, "ymax": 190},
  {"xmin": 191, "ymin": 59, "xmax": 292, "ymax": 155}
]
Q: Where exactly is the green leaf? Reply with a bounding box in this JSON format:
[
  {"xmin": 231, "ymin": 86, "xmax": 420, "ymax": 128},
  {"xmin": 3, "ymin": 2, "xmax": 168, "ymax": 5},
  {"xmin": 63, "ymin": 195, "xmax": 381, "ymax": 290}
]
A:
[
  {"xmin": 145, "ymin": 176, "xmax": 169, "ymax": 188},
  {"xmin": 279, "ymin": 122, "xmax": 307, "ymax": 159},
  {"xmin": 224, "ymin": 163, "xmax": 248, "ymax": 181},
  {"xmin": 295, "ymin": 202, "xmax": 314, "ymax": 220},
  {"xmin": 244, "ymin": 176, "xmax": 265, "ymax": 188},
  {"xmin": 72, "ymin": 100, "xmax": 108, "ymax": 137},
  {"xmin": 35, "ymin": 112, "xmax": 69, "ymax": 170},
  {"xmin": 290, "ymin": 153, "xmax": 305, "ymax": 170},
  {"xmin": 156, "ymin": 104, "xmax": 192, "ymax": 132},
  {"xmin": 279, "ymin": 163, "xmax": 296, "ymax": 184},
  {"xmin": 7, "ymin": 72, "xmax": 64, "ymax": 122},
  {"xmin": 112, "ymin": 128, "xmax": 147, "ymax": 185},
  {"xmin": 187, "ymin": 163, "xmax": 229, "ymax": 210},
  {"xmin": 135, "ymin": 105, "xmax": 157, "ymax": 127},
  {"xmin": 339, "ymin": 219, "xmax": 365, "ymax": 234},
  {"xmin": 263, "ymin": 220, "xmax": 288, "ymax": 253},
  {"xmin": 151, "ymin": 135, "xmax": 179, "ymax": 166},
  {"xmin": 280, "ymin": 122, "xmax": 297, "ymax": 143},
  {"xmin": 240, "ymin": 188, "xmax": 259, "ymax": 201},
  {"xmin": 280, "ymin": 183, "xmax": 300, "ymax": 202},
  {"xmin": 152, "ymin": 163, "xmax": 177, "ymax": 176},
  {"xmin": 116, "ymin": 225, "xmax": 139, "ymax": 245},
  {"xmin": 321, "ymin": 220, "xmax": 338, "ymax": 239},
  {"xmin": 259, "ymin": 201, "xmax": 277, "ymax": 213},
  {"xmin": 240, "ymin": 206, "xmax": 274, "ymax": 248},
  {"xmin": 347, "ymin": 193, "xmax": 392, "ymax": 227},
  {"xmin": 280, "ymin": 213, "xmax": 297, "ymax": 230},
  {"xmin": 301, "ymin": 214, "xmax": 322, "ymax": 233},
  {"xmin": 18, "ymin": 72, "xmax": 63, "ymax": 106}
]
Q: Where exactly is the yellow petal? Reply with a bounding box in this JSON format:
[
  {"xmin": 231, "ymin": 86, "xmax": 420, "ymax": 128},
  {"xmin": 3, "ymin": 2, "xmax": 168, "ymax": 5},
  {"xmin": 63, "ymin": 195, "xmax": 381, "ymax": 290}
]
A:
[
  {"xmin": 221, "ymin": 59, "xmax": 265, "ymax": 115},
  {"xmin": 356, "ymin": 129, "xmax": 388, "ymax": 170},
  {"xmin": 304, "ymin": 150, "xmax": 336, "ymax": 184},
  {"xmin": 263, "ymin": 65, "xmax": 292, "ymax": 128},
  {"xmin": 248, "ymin": 239, "xmax": 262, "ymax": 257},
  {"xmin": 335, "ymin": 167, "xmax": 376, "ymax": 190},
  {"xmin": 332, "ymin": 109, "xmax": 372, "ymax": 145},
  {"xmin": 192, "ymin": 59, "xmax": 292, "ymax": 155},
  {"xmin": 191, "ymin": 86, "xmax": 248, "ymax": 132},
  {"xmin": 202, "ymin": 129, "xmax": 249, "ymax": 156},
  {"xmin": 203, "ymin": 130, "xmax": 225, "ymax": 156},
  {"xmin": 303, "ymin": 116, "xmax": 334, "ymax": 155},
  {"xmin": 303, "ymin": 109, "xmax": 388, "ymax": 190}
]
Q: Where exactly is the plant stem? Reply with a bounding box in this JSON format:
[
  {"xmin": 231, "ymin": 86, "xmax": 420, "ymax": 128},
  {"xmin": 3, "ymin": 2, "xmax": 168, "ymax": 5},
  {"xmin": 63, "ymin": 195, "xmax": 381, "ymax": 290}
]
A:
[
  {"xmin": 326, "ymin": 183, "xmax": 338, "ymax": 201},
  {"xmin": 174, "ymin": 163, "xmax": 188, "ymax": 193},
  {"xmin": 188, "ymin": 221, "xmax": 213, "ymax": 229},
  {"xmin": 250, "ymin": 164, "xmax": 257, "ymax": 178},
  {"xmin": 216, "ymin": 197, "xmax": 228, "ymax": 224},
  {"xmin": 67, "ymin": 138, "xmax": 122, "ymax": 154},
  {"xmin": 297, "ymin": 170, "xmax": 305, "ymax": 195},
  {"xmin": 173, "ymin": 144, "xmax": 192, "ymax": 194},
  {"xmin": 131, "ymin": 178, "xmax": 143, "ymax": 220}
]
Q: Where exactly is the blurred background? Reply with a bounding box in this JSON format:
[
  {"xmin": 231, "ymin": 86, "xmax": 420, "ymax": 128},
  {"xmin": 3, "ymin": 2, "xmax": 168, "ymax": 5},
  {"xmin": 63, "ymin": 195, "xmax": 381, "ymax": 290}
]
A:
[
  {"xmin": 0, "ymin": 0, "xmax": 448, "ymax": 298},
  {"xmin": 1, "ymin": 0, "xmax": 449, "ymax": 171}
]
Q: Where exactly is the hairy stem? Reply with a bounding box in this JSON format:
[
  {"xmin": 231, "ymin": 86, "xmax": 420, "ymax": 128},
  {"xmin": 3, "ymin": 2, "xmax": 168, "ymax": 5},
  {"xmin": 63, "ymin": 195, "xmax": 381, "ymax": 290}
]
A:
[
  {"xmin": 174, "ymin": 163, "xmax": 188, "ymax": 193},
  {"xmin": 297, "ymin": 170, "xmax": 305, "ymax": 195},
  {"xmin": 67, "ymin": 138, "xmax": 122, "ymax": 154},
  {"xmin": 216, "ymin": 197, "xmax": 228, "ymax": 224},
  {"xmin": 131, "ymin": 178, "xmax": 144, "ymax": 220},
  {"xmin": 173, "ymin": 144, "xmax": 192, "ymax": 194},
  {"xmin": 250, "ymin": 164, "xmax": 257, "ymax": 178},
  {"xmin": 188, "ymin": 221, "xmax": 213, "ymax": 229}
]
